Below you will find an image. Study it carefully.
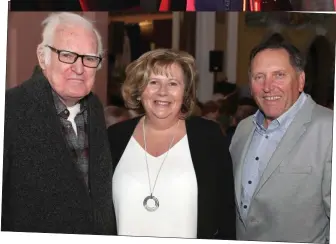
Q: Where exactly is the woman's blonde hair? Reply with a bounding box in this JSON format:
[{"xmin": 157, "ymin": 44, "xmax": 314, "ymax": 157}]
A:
[{"xmin": 122, "ymin": 49, "xmax": 198, "ymax": 118}]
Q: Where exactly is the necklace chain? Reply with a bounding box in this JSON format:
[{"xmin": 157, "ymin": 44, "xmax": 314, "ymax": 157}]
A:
[{"xmin": 143, "ymin": 117, "xmax": 180, "ymax": 196}]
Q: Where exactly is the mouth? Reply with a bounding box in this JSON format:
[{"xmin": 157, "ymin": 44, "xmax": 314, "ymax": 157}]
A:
[
  {"xmin": 154, "ymin": 100, "xmax": 171, "ymax": 106},
  {"xmin": 68, "ymin": 78, "xmax": 84, "ymax": 82},
  {"xmin": 263, "ymin": 96, "xmax": 281, "ymax": 101}
]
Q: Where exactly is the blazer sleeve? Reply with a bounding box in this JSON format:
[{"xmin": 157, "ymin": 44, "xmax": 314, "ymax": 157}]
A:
[
  {"xmin": 212, "ymin": 124, "xmax": 236, "ymax": 240},
  {"xmin": 1, "ymin": 90, "xmax": 18, "ymax": 230},
  {"xmin": 322, "ymin": 140, "xmax": 332, "ymax": 243}
]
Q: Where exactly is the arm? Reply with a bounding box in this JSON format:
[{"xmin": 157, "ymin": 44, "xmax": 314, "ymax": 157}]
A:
[{"xmin": 213, "ymin": 124, "xmax": 236, "ymax": 240}]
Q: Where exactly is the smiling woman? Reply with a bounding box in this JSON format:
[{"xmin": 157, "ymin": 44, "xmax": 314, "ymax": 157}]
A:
[{"xmin": 107, "ymin": 49, "xmax": 236, "ymax": 240}]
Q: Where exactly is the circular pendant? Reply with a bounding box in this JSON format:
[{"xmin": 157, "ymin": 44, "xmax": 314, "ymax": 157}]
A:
[{"xmin": 143, "ymin": 195, "xmax": 159, "ymax": 212}]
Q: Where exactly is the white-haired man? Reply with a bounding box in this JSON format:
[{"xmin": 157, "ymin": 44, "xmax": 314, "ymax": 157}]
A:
[{"xmin": 2, "ymin": 12, "xmax": 116, "ymax": 235}]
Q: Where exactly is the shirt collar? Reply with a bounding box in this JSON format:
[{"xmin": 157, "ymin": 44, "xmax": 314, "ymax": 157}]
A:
[
  {"xmin": 253, "ymin": 92, "xmax": 307, "ymax": 132},
  {"xmin": 51, "ymin": 89, "xmax": 87, "ymax": 119}
]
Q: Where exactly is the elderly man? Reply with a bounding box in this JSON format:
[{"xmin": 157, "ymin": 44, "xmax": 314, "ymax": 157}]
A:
[
  {"xmin": 230, "ymin": 42, "xmax": 332, "ymax": 243},
  {"xmin": 2, "ymin": 12, "xmax": 116, "ymax": 235}
]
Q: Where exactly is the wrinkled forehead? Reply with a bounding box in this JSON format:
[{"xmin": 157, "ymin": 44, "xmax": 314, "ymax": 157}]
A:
[{"xmin": 53, "ymin": 24, "xmax": 98, "ymax": 55}]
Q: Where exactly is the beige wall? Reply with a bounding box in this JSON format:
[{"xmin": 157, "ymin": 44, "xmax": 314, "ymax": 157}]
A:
[
  {"xmin": 6, "ymin": 11, "xmax": 109, "ymax": 105},
  {"xmin": 215, "ymin": 12, "xmax": 336, "ymax": 87}
]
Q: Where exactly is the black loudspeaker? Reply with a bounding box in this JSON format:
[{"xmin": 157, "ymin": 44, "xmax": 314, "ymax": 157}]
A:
[{"xmin": 209, "ymin": 50, "xmax": 223, "ymax": 72}]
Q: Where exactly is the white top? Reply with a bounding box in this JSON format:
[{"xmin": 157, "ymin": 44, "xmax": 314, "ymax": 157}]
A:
[
  {"xmin": 66, "ymin": 104, "xmax": 80, "ymax": 136},
  {"xmin": 112, "ymin": 135, "xmax": 198, "ymax": 238}
]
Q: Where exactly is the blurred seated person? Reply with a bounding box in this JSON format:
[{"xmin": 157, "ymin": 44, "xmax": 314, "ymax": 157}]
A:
[
  {"xmin": 191, "ymin": 102, "xmax": 203, "ymax": 117},
  {"xmin": 214, "ymin": 86, "xmax": 239, "ymax": 135},
  {"xmin": 226, "ymin": 97, "xmax": 258, "ymax": 142},
  {"xmin": 202, "ymin": 101, "xmax": 220, "ymax": 122},
  {"xmin": 104, "ymin": 106, "xmax": 131, "ymax": 128}
]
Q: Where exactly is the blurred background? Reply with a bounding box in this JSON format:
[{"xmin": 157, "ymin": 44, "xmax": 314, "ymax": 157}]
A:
[{"xmin": 6, "ymin": 11, "xmax": 335, "ymax": 132}]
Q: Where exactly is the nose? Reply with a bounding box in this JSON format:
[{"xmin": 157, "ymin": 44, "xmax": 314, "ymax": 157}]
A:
[
  {"xmin": 158, "ymin": 83, "xmax": 168, "ymax": 96},
  {"xmin": 71, "ymin": 57, "xmax": 84, "ymax": 75},
  {"xmin": 262, "ymin": 76, "xmax": 273, "ymax": 93}
]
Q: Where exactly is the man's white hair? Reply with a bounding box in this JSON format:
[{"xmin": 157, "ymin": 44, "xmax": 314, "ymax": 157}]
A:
[{"xmin": 38, "ymin": 12, "xmax": 104, "ymax": 69}]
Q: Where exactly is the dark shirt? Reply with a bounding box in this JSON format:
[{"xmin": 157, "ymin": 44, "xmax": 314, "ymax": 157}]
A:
[{"xmin": 51, "ymin": 90, "xmax": 90, "ymax": 188}]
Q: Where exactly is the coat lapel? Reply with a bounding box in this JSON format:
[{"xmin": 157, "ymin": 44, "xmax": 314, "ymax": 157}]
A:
[
  {"xmin": 253, "ymin": 96, "xmax": 315, "ymax": 196},
  {"xmin": 27, "ymin": 73, "xmax": 91, "ymax": 197}
]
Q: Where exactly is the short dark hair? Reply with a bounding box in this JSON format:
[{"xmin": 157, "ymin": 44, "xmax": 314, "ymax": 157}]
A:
[{"xmin": 248, "ymin": 42, "xmax": 306, "ymax": 76}]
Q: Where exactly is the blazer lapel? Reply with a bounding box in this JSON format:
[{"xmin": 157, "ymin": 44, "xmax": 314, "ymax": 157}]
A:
[
  {"xmin": 253, "ymin": 96, "xmax": 315, "ymax": 196},
  {"xmin": 231, "ymin": 118, "xmax": 254, "ymax": 222},
  {"xmin": 87, "ymin": 97, "xmax": 101, "ymax": 193}
]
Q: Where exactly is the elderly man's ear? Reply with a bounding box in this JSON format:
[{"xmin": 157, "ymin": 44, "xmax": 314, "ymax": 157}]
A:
[{"xmin": 37, "ymin": 44, "xmax": 47, "ymax": 70}]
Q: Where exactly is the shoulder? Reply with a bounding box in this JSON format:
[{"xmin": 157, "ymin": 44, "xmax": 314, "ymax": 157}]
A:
[
  {"xmin": 186, "ymin": 116, "xmax": 229, "ymax": 146},
  {"xmin": 107, "ymin": 116, "xmax": 141, "ymax": 140},
  {"xmin": 6, "ymin": 82, "xmax": 27, "ymax": 104},
  {"xmin": 309, "ymin": 104, "xmax": 333, "ymax": 144},
  {"xmin": 232, "ymin": 115, "xmax": 254, "ymax": 138},
  {"xmin": 5, "ymin": 78, "xmax": 37, "ymax": 118},
  {"xmin": 237, "ymin": 114, "xmax": 254, "ymax": 129},
  {"xmin": 186, "ymin": 116, "xmax": 221, "ymax": 133},
  {"xmin": 229, "ymin": 114, "xmax": 254, "ymax": 150},
  {"xmin": 312, "ymin": 104, "xmax": 333, "ymax": 125}
]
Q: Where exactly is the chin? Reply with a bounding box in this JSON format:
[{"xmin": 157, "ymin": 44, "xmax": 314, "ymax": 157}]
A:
[
  {"xmin": 152, "ymin": 114, "xmax": 171, "ymax": 120},
  {"xmin": 69, "ymin": 88, "xmax": 89, "ymax": 96}
]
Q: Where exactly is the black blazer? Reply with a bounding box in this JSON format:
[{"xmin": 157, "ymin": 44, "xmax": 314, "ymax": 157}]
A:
[
  {"xmin": 1, "ymin": 70, "xmax": 116, "ymax": 235},
  {"xmin": 107, "ymin": 116, "xmax": 236, "ymax": 240}
]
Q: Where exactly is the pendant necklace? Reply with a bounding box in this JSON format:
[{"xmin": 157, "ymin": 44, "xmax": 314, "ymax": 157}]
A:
[{"xmin": 142, "ymin": 116, "xmax": 180, "ymax": 212}]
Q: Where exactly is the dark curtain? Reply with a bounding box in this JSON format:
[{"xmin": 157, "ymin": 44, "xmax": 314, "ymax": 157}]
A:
[
  {"xmin": 125, "ymin": 24, "xmax": 145, "ymax": 61},
  {"xmin": 179, "ymin": 12, "xmax": 196, "ymax": 57},
  {"xmin": 304, "ymin": 36, "xmax": 334, "ymax": 107},
  {"xmin": 109, "ymin": 22, "xmax": 125, "ymax": 56}
]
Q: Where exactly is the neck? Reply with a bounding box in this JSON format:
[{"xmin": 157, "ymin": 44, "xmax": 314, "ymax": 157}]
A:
[
  {"xmin": 263, "ymin": 118, "xmax": 271, "ymax": 129},
  {"xmin": 60, "ymin": 96, "xmax": 80, "ymax": 107},
  {"xmin": 144, "ymin": 116, "xmax": 181, "ymax": 132}
]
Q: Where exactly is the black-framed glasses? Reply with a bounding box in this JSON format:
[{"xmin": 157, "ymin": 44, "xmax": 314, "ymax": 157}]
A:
[{"xmin": 46, "ymin": 45, "xmax": 102, "ymax": 68}]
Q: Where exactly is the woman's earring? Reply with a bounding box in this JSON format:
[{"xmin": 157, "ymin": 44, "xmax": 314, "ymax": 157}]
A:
[{"xmin": 136, "ymin": 97, "xmax": 141, "ymax": 101}]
